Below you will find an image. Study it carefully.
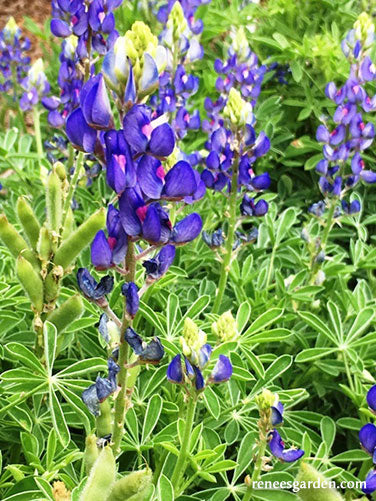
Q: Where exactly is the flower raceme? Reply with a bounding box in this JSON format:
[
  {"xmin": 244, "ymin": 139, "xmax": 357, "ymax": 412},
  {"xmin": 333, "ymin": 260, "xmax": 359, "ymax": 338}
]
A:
[{"xmin": 359, "ymin": 385, "xmax": 376, "ymax": 494}]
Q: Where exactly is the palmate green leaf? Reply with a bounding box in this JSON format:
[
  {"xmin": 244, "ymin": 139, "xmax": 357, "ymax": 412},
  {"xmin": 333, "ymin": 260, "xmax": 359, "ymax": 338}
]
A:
[
  {"xmin": 166, "ymin": 293, "xmax": 181, "ymax": 338},
  {"xmin": 4, "ymin": 343, "xmax": 46, "ymax": 376},
  {"xmin": 320, "ymin": 417, "xmax": 336, "ymax": 451},
  {"xmin": 205, "ymin": 459, "xmax": 237, "ymax": 473},
  {"xmin": 56, "ymin": 358, "xmax": 107, "ymax": 378},
  {"xmin": 173, "ymin": 295, "xmax": 210, "ymax": 336},
  {"xmin": 57, "ymin": 385, "xmax": 92, "ymax": 435},
  {"xmin": 142, "ymin": 394, "xmax": 163, "ymax": 444},
  {"xmin": 346, "ymin": 307, "xmax": 375, "ymax": 344},
  {"xmin": 327, "ymin": 301, "xmax": 343, "ymax": 343},
  {"xmin": 246, "ymin": 328, "xmax": 292, "ymax": 345},
  {"xmin": 251, "ymin": 355, "xmax": 293, "ymax": 396},
  {"xmin": 298, "ymin": 311, "xmax": 337, "ymax": 345},
  {"xmin": 46, "ymin": 429, "xmax": 57, "ymax": 471},
  {"xmin": 138, "ymin": 302, "xmax": 166, "ymax": 336},
  {"xmin": 243, "ymin": 308, "xmax": 284, "ymax": 338},
  {"xmin": 43, "ymin": 322, "xmax": 57, "ymax": 375},
  {"xmin": 156, "ymin": 474, "xmax": 174, "ymax": 501},
  {"xmin": 331, "ymin": 450, "xmax": 370, "ymax": 462},
  {"xmin": 49, "ymin": 387, "xmax": 70, "ymax": 448},
  {"xmin": 241, "ymin": 347, "xmax": 265, "ymax": 379},
  {"xmin": 203, "ymin": 386, "xmax": 221, "ymax": 419},
  {"xmin": 295, "ymin": 348, "xmax": 337, "ymax": 363},
  {"xmin": 236, "ymin": 301, "xmax": 252, "ymax": 333}
]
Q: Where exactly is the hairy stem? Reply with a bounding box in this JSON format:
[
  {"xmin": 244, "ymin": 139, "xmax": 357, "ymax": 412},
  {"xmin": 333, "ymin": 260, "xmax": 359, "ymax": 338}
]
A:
[
  {"xmin": 111, "ymin": 240, "xmax": 136, "ymax": 456},
  {"xmin": 33, "ymin": 108, "xmax": 43, "ymax": 163},
  {"xmin": 170, "ymin": 396, "xmax": 197, "ymax": 495},
  {"xmin": 212, "ymin": 158, "xmax": 239, "ymax": 314}
]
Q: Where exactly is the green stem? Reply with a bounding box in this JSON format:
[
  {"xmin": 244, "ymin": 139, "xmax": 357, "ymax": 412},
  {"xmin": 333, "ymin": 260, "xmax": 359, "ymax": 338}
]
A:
[
  {"xmin": 265, "ymin": 244, "xmax": 277, "ymax": 290},
  {"xmin": 33, "ymin": 108, "xmax": 43, "ymax": 162},
  {"xmin": 170, "ymin": 396, "xmax": 197, "ymax": 495},
  {"xmin": 243, "ymin": 433, "xmax": 268, "ymax": 501},
  {"xmin": 62, "ymin": 151, "xmax": 84, "ymax": 230},
  {"xmin": 111, "ymin": 241, "xmax": 136, "ymax": 457},
  {"xmin": 212, "ymin": 158, "xmax": 239, "ymax": 314}
]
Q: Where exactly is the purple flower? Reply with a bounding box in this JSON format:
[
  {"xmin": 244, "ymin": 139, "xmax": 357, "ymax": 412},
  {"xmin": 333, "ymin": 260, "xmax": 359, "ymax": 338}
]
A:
[
  {"xmin": 80, "ymin": 74, "xmax": 113, "ymax": 129},
  {"xmin": 240, "ymin": 195, "xmax": 268, "ymax": 217},
  {"xmin": 66, "ymin": 108, "xmax": 97, "ymax": 153},
  {"xmin": 208, "ymin": 355, "xmax": 232, "ymax": 383},
  {"xmin": 341, "ymin": 199, "xmax": 361, "ymax": 214},
  {"xmin": 363, "ymin": 470, "xmax": 376, "ymax": 495},
  {"xmin": 167, "ymin": 354, "xmax": 183, "ymax": 384},
  {"xmin": 121, "ymin": 282, "xmax": 139, "ymax": 317},
  {"xmin": 271, "ymin": 401, "xmax": 284, "ymax": 426},
  {"xmin": 170, "ymin": 213, "xmax": 203, "ymax": 244},
  {"xmin": 359, "ymin": 423, "xmax": 376, "ymax": 460},
  {"xmin": 202, "ymin": 229, "xmax": 224, "ymax": 249},
  {"xmin": 105, "ymin": 130, "xmax": 136, "ymax": 193},
  {"xmin": 91, "ymin": 205, "xmax": 127, "ymax": 269},
  {"xmin": 123, "ymin": 105, "xmax": 175, "ymax": 158},
  {"xmin": 77, "ymin": 267, "xmax": 114, "ymax": 301},
  {"xmin": 143, "ymin": 244, "xmax": 176, "ymax": 280},
  {"xmin": 124, "ymin": 327, "xmax": 164, "ymax": 364},
  {"xmin": 269, "ymin": 430, "xmax": 304, "ymax": 463},
  {"xmin": 367, "ymin": 385, "xmax": 376, "ymax": 413},
  {"xmin": 82, "ymin": 358, "xmax": 120, "ymax": 415}
]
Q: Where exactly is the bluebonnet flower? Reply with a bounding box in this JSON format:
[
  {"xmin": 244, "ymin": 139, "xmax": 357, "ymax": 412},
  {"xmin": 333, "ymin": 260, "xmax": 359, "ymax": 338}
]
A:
[
  {"xmin": 121, "ymin": 282, "xmax": 139, "ymax": 317},
  {"xmin": 19, "ymin": 58, "xmax": 50, "ymax": 111},
  {"xmin": 0, "ymin": 18, "xmax": 31, "ymax": 97},
  {"xmin": 167, "ymin": 318, "xmax": 232, "ymax": 391},
  {"xmin": 91, "ymin": 205, "xmax": 127, "ymax": 270},
  {"xmin": 82, "ymin": 358, "xmax": 120, "ymax": 415},
  {"xmin": 269, "ymin": 430, "xmax": 304, "ymax": 463},
  {"xmin": 143, "ymin": 244, "xmax": 176, "ymax": 281},
  {"xmin": 313, "ymin": 13, "xmax": 376, "ymax": 212},
  {"xmin": 77, "ymin": 267, "xmax": 114, "ymax": 301},
  {"xmin": 357, "ymin": 384, "xmax": 376, "ymax": 493},
  {"xmin": 202, "ymin": 229, "xmax": 224, "ymax": 249},
  {"xmin": 124, "ymin": 327, "xmax": 164, "ymax": 365}
]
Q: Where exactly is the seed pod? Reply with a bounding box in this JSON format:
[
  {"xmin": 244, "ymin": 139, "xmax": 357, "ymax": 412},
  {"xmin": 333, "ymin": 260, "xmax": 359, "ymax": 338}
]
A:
[
  {"xmin": 47, "ymin": 294, "xmax": 84, "ymax": 333},
  {"xmin": 16, "ymin": 255, "xmax": 44, "ymax": 312},
  {"xmin": 96, "ymin": 400, "xmax": 112, "ymax": 438},
  {"xmin": 54, "ymin": 208, "xmax": 106, "ymax": 270},
  {"xmin": 16, "ymin": 197, "xmax": 41, "ymax": 249},
  {"xmin": 44, "ymin": 266, "xmax": 64, "ymax": 304},
  {"xmin": 108, "ymin": 469, "xmax": 153, "ymax": 501},
  {"xmin": 0, "ymin": 214, "xmax": 39, "ymax": 268},
  {"xmin": 54, "ymin": 161, "xmax": 67, "ymax": 182},
  {"xmin": 83, "ymin": 434, "xmax": 99, "ymax": 476},
  {"xmin": 296, "ymin": 463, "xmax": 344, "ymax": 501},
  {"xmin": 79, "ymin": 446, "xmax": 115, "ymax": 501},
  {"xmin": 37, "ymin": 227, "xmax": 54, "ymax": 263},
  {"xmin": 61, "ymin": 208, "xmax": 75, "ymax": 241},
  {"xmin": 46, "ymin": 169, "xmax": 63, "ymax": 233}
]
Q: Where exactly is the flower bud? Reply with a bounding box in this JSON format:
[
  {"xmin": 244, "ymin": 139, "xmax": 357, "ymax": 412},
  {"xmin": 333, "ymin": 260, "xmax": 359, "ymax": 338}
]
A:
[
  {"xmin": 223, "ymin": 88, "xmax": 253, "ymax": 127},
  {"xmin": 52, "ymin": 481, "xmax": 71, "ymax": 501},
  {"xmin": 47, "ymin": 168, "xmax": 63, "ymax": 233},
  {"xmin": 255, "ymin": 389, "xmax": 276, "ymax": 411},
  {"xmin": 295, "ymin": 463, "xmax": 344, "ymax": 501},
  {"xmin": 108, "ymin": 469, "xmax": 153, "ymax": 501},
  {"xmin": 354, "ymin": 12, "xmax": 375, "ymax": 46},
  {"xmin": 47, "ymin": 294, "xmax": 84, "ymax": 334},
  {"xmin": 233, "ymin": 26, "xmax": 249, "ymax": 61},
  {"xmin": 80, "ymin": 446, "xmax": 116, "ymax": 501},
  {"xmin": 167, "ymin": 2, "xmax": 187, "ymax": 42},
  {"xmin": 212, "ymin": 311, "xmax": 238, "ymax": 342},
  {"xmin": 3, "ymin": 17, "xmax": 19, "ymax": 42},
  {"xmin": 16, "ymin": 197, "xmax": 41, "ymax": 250},
  {"xmin": 16, "ymin": 255, "xmax": 44, "ymax": 312},
  {"xmin": 180, "ymin": 317, "xmax": 207, "ymax": 358},
  {"xmin": 54, "ymin": 208, "xmax": 106, "ymax": 269}
]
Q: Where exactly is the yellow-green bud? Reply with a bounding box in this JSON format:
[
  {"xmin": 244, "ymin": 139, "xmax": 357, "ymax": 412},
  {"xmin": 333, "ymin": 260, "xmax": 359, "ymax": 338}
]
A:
[
  {"xmin": 47, "ymin": 168, "xmax": 63, "ymax": 233},
  {"xmin": 108, "ymin": 469, "xmax": 153, "ymax": 501},
  {"xmin": 180, "ymin": 317, "xmax": 207, "ymax": 358},
  {"xmin": 54, "ymin": 208, "xmax": 106, "ymax": 269},
  {"xmin": 233, "ymin": 26, "xmax": 249, "ymax": 61},
  {"xmin": 0, "ymin": 214, "xmax": 39, "ymax": 269},
  {"xmin": 52, "ymin": 481, "xmax": 71, "ymax": 501},
  {"xmin": 295, "ymin": 463, "xmax": 344, "ymax": 501},
  {"xmin": 223, "ymin": 88, "xmax": 253, "ymax": 127},
  {"xmin": 54, "ymin": 161, "xmax": 67, "ymax": 182},
  {"xmin": 96, "ymin": 400, "xmax": 112, "ymax": 438},
  {"xmin": 354, "ymin": 12, "xmax": 375, "ymax": 43},
  {"xmin": 37, "ymin": 226, "xmax": 54, "ymax": 262},
  {"xmin": 16, "ymin": 255, "xmax": 44, "ymax": 312},
  {"xmin": 47, "ymin": 294, "xmax": 84, "ymax": 334},
  {"xmin": 164, "ymin": 146, "xmax": 179, "ymax": 172},
  {"xmin": 167, "ymin": 2, "xmax": 187, "ymax": 42},
  {"xmin": 212, "ymin": 311, "xmax": 238, "ymax": 342},
  {"xmin": 83, "ymin": 435, "xmax": 99, "ymax": 476},
  {"xmin": 4, "ymin": 17, "xmax": 19, "ymax": 41},
  {"xmin": 255, "ymin": 389, "xmax": 276, "ymax": 411},
  {"xmin": 16, "ymin": 197, "xmax": 41, "ymax": 250},
  {"xmin": 79, "ymin": 446, "xmax": 116, "ymax": 501}
]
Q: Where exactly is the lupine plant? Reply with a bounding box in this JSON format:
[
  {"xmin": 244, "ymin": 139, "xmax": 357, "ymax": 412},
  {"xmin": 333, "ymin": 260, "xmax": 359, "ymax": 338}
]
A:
[{"xmin": 3, "ymin": 1, "xmax": 376, "ymax": 501}]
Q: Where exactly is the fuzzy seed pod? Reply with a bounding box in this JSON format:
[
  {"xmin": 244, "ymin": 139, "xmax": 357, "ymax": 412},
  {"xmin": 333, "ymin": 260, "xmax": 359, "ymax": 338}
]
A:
[
  {"xmin": 96, "ymin": 400, "xmax": 112, "ymax": 438},
  {"xmin": 54, "ymin": 208, "xmax": 106, "ymax": 270},
  {"xmin": 79, "ymin": 446, "xmax": 116, "ymax": 501},
  {"xmin": 16, "ymin": 255, "xmax": 44, "ymax": 312},
  {"xmin": 108, "ymin": 469, "xmax": 153, "ymax": 501},
  {"xmin": 83, "ymin": 434, "xmax": 99, "ymax": 476},
  {"xmin": 47, "ymin": 169, "xmax": 63, "ymax": 233},
  {"xmin": 296, "ymin": 463, "xmax": 344, "ymax": 501},
  {"xmin": 44, "ymin": 267, "xmax": 64, "ymax": 304},
  {"xmin": 0, "ymin": 214, "xmax": 39, "ymax": 268},
  {"xmin": 47, "ymin": 294, "xmax": 84, "ymax": 333},
  {"xmin": 16, "ymin": 197, "xmax": 41, "ymax": 249},
  {"xmin": 61, "ymin": 208, "xmax": 75, "ymax": 241},
  {"xmin": 37, "ymin": 227, "xmax": 54, "ymax": 263}
]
